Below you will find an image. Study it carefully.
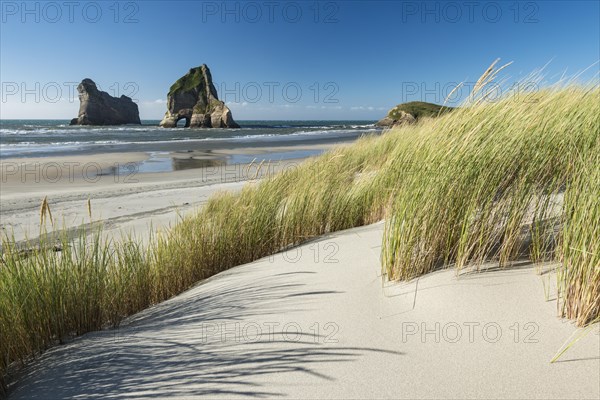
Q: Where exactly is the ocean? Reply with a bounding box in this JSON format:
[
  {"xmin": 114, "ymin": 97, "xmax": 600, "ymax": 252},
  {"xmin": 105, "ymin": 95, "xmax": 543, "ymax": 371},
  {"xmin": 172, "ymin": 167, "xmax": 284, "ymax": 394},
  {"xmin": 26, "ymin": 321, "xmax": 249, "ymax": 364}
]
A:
[{"xmin": 0, "ymin": 120, "xmax": 380, "ymax": 159}]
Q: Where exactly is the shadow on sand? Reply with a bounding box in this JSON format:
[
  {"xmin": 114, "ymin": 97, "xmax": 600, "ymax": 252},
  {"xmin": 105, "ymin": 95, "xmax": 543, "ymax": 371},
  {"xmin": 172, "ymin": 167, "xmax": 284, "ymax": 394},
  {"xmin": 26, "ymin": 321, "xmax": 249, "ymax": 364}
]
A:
[{"xmin": 9, "ymin": 268, "xmax": 403, "ymax": 399}]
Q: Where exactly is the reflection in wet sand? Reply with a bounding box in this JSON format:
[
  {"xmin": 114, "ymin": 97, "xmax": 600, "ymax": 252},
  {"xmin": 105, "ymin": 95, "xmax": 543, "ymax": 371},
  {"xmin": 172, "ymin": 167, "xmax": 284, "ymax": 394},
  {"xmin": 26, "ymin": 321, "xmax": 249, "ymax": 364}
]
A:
[
  {"xmin": 171, "ymin": 157, "xmax": 226, "ymax": 171},
  {"xmin": 99, "ymin": 148, "xmax": 325, "ymax": 176}
]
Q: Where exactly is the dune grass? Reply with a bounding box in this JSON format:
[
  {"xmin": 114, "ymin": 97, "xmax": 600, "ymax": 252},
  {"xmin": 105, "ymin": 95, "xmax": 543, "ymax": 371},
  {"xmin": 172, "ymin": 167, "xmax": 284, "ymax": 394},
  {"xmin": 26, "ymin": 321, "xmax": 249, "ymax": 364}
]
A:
[
  {"xmin": 1, "ymin": 73, "xmax": 599, "ymax": 394},
  {"xmin": 558, "ymin": 147, "xmax": 599, "ymax": 325},
  {"xmin": 380, "ymin": 85, "xmax": 599, "ymax": 326},
  {"xmin": 382, "ymin": 87, "xmax": 598, "ymax": 273}
]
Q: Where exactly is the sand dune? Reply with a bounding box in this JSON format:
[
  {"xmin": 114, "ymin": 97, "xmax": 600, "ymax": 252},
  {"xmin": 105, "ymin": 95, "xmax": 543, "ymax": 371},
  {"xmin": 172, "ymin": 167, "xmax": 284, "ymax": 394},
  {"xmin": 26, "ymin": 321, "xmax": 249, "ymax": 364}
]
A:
[{"xmin": 8, "ymin": 223, "xmax": 599, "ymax": 399}]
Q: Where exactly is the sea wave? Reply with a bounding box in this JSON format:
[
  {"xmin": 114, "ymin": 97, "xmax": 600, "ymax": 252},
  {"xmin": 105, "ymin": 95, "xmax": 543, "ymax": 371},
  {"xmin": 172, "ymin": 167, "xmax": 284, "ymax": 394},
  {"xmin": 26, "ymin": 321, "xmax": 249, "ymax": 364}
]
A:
[
  {"xmin": 0, "ymin": 140, "xmax": 124, "ymax": 147},
  {"xmin": 1, "ymin": 127, "xmax": 377, "ymax": 146},
  {"xmin": 0, "ymin": 121, "xmax": 381, "ymax": 158}
]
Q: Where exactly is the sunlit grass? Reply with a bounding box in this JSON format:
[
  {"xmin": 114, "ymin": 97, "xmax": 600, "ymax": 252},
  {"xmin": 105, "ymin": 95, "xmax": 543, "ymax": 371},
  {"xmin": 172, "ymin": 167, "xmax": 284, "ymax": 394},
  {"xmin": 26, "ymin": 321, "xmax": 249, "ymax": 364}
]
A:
[{"xmin": 381, "ymin": 85, "xmax": 599, "ymax": 327}]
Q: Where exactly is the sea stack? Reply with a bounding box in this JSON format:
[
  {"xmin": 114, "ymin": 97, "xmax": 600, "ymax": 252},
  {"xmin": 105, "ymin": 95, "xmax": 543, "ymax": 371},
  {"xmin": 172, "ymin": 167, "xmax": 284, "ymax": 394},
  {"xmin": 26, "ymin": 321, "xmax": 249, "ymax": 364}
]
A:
[
  {"xmin": 159, "ymin": 65, "xmax": 239, "ymax": 128},
  {"xmin": 70, "ymin": 79, "xmax": 140, "ymax": 126}
]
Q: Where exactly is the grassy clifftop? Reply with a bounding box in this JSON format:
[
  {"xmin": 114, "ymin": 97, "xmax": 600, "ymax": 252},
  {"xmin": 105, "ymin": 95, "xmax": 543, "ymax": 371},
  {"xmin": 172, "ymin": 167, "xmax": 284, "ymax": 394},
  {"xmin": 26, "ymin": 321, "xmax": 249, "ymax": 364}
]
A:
[
  {"xmin": 168, "ymin": 65, "xmax": 208, "ymax": 95},
  {"xmin": 386, "ymin": 101, "xmax": 454, "ymax": 120}
]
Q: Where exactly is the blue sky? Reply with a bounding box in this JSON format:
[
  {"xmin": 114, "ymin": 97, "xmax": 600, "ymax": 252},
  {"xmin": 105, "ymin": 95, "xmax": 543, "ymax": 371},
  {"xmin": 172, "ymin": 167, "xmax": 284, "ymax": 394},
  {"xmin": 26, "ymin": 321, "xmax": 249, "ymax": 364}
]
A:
[{"xmin": 1, "ymin": 0, "xmax": 599, "ymax": 120}]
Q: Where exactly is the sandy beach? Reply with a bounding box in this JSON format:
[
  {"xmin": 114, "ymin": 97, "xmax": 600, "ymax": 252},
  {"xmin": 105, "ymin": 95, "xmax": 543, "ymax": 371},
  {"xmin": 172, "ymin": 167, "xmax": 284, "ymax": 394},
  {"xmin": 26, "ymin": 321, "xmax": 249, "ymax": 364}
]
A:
[
  {"xmin": 6, "ymin": 222, "xmax": 599, "ymax": 399},
  {"xmin": 0, "ymin": 143, "xmax": 343, "ymax": 246}
]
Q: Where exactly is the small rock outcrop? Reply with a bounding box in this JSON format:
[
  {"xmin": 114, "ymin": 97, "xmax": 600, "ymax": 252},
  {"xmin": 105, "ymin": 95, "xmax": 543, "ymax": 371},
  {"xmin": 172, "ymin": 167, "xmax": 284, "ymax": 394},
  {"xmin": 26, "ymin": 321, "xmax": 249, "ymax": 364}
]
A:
[
  {"xmin": 375, "ymin": 111, "xmax": 416, "ymax": 127},
  {"xmin": 159, "ymin": 65, "xmax": 239, "ymax": 129},
  {"xmin": 70, "ymin": 79, "xmax": 140, "ymax": 125},
  {"xmin": 376, "ymin": 101, "xmax": 452, "ymax": 127}
]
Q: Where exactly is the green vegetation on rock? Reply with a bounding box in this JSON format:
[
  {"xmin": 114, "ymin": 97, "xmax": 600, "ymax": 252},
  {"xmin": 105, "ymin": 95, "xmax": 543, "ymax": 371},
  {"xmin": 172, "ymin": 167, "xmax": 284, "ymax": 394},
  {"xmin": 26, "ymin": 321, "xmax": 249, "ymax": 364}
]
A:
[
  {"xmin": 160, "ymin": 64, "xmax": 239, "ymax": 128},
  {"xmin": 168, "ymin": 65, "xmax": 207, "ymax": 95},
  {"xmin": 387, "ymin": 101, "xmax": 453, "ymax": 120}
]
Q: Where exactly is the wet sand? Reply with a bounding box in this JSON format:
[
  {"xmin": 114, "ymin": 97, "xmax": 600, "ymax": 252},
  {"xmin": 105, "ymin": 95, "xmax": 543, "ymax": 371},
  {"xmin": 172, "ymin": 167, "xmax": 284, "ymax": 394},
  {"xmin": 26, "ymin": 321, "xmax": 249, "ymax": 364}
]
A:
[{"xmin": 0, "ymin": 143, "xmax": 341, "ymax": 245}]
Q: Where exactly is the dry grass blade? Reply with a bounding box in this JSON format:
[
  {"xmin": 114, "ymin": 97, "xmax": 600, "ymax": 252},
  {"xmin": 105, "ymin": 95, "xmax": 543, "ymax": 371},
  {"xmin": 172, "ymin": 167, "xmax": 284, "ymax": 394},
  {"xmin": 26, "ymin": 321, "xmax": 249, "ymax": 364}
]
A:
[
  {"xmin": 39, "ymin": 196, "xmax": 54, "ymax": 227},
  {"xmin": 87, "ymin": 198, "xmax": 92, "ymax": 221}
]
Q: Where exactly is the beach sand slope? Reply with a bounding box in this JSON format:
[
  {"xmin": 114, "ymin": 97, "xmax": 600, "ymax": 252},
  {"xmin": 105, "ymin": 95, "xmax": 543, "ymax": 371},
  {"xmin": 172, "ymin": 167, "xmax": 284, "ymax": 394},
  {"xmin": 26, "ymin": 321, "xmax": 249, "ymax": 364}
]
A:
[{"xmin": 7, "ymin": 222, "xmax": 599, "ymax": 399}]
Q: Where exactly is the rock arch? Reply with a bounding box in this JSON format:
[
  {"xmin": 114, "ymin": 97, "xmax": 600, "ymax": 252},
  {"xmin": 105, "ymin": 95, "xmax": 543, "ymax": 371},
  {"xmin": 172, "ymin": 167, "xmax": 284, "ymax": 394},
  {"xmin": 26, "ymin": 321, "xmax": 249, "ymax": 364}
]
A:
[{"xmin": 159, "ymin": 65, "xmax": 239, "ymax": 129}]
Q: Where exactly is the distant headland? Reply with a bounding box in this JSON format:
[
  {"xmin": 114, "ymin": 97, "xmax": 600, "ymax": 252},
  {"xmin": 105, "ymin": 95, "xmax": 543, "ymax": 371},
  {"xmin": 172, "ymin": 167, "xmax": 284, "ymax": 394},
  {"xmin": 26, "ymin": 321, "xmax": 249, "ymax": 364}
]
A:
[{"xmin": 376, "ymin": 101, "xmax": 454, "ymax": 127}]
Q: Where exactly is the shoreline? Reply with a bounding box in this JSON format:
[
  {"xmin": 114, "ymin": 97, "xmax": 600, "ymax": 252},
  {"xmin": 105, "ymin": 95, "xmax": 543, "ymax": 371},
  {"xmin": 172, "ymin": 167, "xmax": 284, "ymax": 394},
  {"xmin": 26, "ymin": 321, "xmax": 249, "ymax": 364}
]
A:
[
  {"xmin": 0, "ymin": 134, "xmax": 363, "ymax": 160},
  {"xmin": 0, "ymin": 120, "xmax": 379, "ymax": 160},
  {"xmin": 0, "ymin": 141, "xmax": 345, "ymax": 246}
]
